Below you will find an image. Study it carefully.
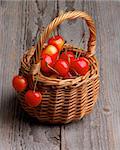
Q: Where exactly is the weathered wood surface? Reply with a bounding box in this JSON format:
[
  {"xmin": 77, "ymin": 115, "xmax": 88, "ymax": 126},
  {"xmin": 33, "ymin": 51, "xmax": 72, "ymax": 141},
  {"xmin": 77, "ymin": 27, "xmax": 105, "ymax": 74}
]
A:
[{"xmin": 0, "ymin": 0, "xmax": 120, "ymax": 150}]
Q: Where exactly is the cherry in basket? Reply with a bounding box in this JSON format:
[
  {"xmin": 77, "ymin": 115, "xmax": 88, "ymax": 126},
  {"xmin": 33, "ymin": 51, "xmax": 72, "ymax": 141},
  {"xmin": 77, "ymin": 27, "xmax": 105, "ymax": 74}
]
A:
[
  {"xmin": 71, "ymin": 57, "xmax": 89, "ymax": 76},
  {"xmin": 60, "ymin": 51, "xmax": 75, "ymax": 64},
  {"xmin": 12, "ymin": 75, "xmax": 27, "ymax": 92},
  {"xmin": 42, "ymin": 45, "xmax": 58, "ymax": 60},
  {"xmin": 48, "ymin": 35, "xmax": 64, "ymax": 51},
  {"xmin": 54, "ymin": 59, "xmax": 69, "ymax": 77},
  {"xmin": 41, "ymin": 54, "xmax": 55, "ymax": 74}
]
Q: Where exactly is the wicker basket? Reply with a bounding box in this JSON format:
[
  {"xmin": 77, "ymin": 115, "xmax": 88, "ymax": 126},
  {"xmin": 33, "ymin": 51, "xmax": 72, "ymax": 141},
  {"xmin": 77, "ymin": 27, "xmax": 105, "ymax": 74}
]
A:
[{"xmin": 19, "ymin": 11, "xmax": 100, "ymax": 124}]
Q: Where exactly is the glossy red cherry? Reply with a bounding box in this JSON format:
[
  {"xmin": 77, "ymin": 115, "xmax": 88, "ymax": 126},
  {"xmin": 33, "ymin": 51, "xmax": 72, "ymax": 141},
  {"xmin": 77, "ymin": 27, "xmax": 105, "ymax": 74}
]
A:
[
  {"xmin": 54, "ymin": 59, "xmax": 69, "ymax": 77},
  {"xmin": 42, "ymin": 45, "xmax": 58, "ymax": 60},
  {"xmin": 12, "ymin": 75, "xmax": 27, "ymax": 92},
  {"xmin": 25, "ymin": 90, "xmax": 42, "ymax": 107},
  {"xmin": 48, "ymin": 35, "xmax": 64, "ymax": 51},
  {"xmin": 60, "ymin": 51, "xmax": 75, "ymax": 64},
  {"xmin": 41, "ymin": 54, "xmax": 54, "ymax": 74},
  {"xmin": 71, "ymin": 57, "xmax": 89, "ymax": 76}
]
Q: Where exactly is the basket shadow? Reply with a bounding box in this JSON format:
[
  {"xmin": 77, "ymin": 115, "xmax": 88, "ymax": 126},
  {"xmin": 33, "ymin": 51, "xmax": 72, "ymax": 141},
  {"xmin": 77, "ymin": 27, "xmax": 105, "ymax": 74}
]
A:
[
  {"xmin": 0, "ymin": 92, "xmax": 84, "ymax": 127},
  {"xmin": 15, "ymin": 97, "xmax": 47, "ymax": 126},
  {"xmin": 0, "ymin": 92, "xmax": 42, "ymax": 126}
]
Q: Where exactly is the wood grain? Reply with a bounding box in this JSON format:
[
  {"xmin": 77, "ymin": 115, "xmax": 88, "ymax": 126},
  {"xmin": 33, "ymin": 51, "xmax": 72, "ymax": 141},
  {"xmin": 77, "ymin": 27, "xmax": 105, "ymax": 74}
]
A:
[
  {"xmin": 0, "ymin": 0, "xmax": 120, "ymax": 150},
  {"xmin": 59, "ymin": 1, "xmax": 120, "ymax": 150},
  {"xmin": 0, "ymin": 1, "xmax": 60, "ymax": 150}
]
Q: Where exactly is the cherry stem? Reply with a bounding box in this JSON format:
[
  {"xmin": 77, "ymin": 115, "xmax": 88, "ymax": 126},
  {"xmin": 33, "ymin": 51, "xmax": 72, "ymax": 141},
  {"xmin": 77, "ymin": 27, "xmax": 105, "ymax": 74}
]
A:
[
  {"xmin": 68, "ymin": 72, "xmax": 71, "ymax": 77},
  {"xmin": 72, "ymin": 68, "xmax": 79, "ymax": 76},
  {"xmin": 50, "ymin": 31, "xmax": 55, "ymax": 38},
  {"xmin": 78, "ymin": 47, "xmax": 84, "ymax": 57},
  {"xmin": 68, "ymin": 56, "xmax": 70, "ymax": 64},
  {"xmin": 65, "ymin": 48, "xmax": 67, "ymax": 55},
  {"xmin": 75, "ymin": 33, "xmax": 85, "ymax": 58},
  {"xmin": 46, "ymin": 63, "xmax": 59, "ymax": 75},
  {"xmin": 33, "ymin": 75, "xmax": 39, "ymax": 92},
  {"xmin": 57, "ymin": 51, "xmax": 60, "ymax": 60},
  {"xmin": 32, "ymin": 55, "xmax": 36, "ymax": 64}
]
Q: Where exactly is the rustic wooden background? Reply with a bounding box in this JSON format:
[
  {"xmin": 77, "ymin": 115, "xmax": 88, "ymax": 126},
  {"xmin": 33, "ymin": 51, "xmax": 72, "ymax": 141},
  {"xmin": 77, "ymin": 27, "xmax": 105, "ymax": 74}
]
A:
[{"xmin": 0, "ymin": 0, "xmax": 120, "ymax": 150}]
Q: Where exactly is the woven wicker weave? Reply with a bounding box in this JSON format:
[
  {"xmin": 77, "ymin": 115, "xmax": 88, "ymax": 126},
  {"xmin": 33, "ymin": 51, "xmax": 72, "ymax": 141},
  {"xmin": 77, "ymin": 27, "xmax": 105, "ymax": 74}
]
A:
[{"xmin": 19, "ymin": 11, "xmax": 100, "ymax": 124}]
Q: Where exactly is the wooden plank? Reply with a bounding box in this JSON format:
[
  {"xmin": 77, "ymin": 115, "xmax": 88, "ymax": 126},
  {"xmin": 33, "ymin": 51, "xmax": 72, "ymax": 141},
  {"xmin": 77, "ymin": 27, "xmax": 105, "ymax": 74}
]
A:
[
  {"xmin": 95, "ymin": 2, "xmax": 120, "ymax": 150},
  {"xmin": 59, "ymin": 1, "xmax": 120, "ymax": 150},
  {"xmin": 0, "ymin": 1, "xmax": 60, "ymax": 150}
]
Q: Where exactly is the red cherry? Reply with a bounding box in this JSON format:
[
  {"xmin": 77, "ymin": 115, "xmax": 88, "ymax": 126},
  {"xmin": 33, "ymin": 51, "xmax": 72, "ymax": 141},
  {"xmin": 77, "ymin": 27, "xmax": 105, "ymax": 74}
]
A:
[
  {"xmin": 12, "ymin": 75, "xmax": 27, "ymax": 92},
  {"xmin": 42, "ymin": 45, "xmax": 58, "ymax": 60},
  {"xmin": 71, "ymin": 57, "xmax": 89, "ymax": 76},
  {"xmin": 25, "ymin": 90, "xmax": 42, "ymax": 107},
  {"xmin": 41, "ymin": 54, "xmax": 54, "ymax": 74},
  {"xmin": 48, "ymin": 35, "xmax": 64, "ymax": 51},
  {"xmin": 60, "ymin": 51, "xmax": 75, "ymax": 64},
  {"xmin": 54, "ymin": 59, "xmax": 69, "ymax": 77}
]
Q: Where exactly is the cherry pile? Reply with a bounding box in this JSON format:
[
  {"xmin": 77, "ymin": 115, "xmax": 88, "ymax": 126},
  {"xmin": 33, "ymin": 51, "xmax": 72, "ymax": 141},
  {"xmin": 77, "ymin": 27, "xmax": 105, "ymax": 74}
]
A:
[
  {"xmin": 12, "ymin": 35, "xmax": 90, "ymax": 107},
  {"xmin": 41, "ymin": 35, "xmax": 89, "ymax": 78}
]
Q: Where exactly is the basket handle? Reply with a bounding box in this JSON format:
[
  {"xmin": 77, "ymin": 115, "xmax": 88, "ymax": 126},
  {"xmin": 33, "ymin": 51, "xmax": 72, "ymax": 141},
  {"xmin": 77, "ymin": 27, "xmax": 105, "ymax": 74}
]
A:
[{"xmin": 36, "ymin": 11, "xmax": 96, "ymax": 59}]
